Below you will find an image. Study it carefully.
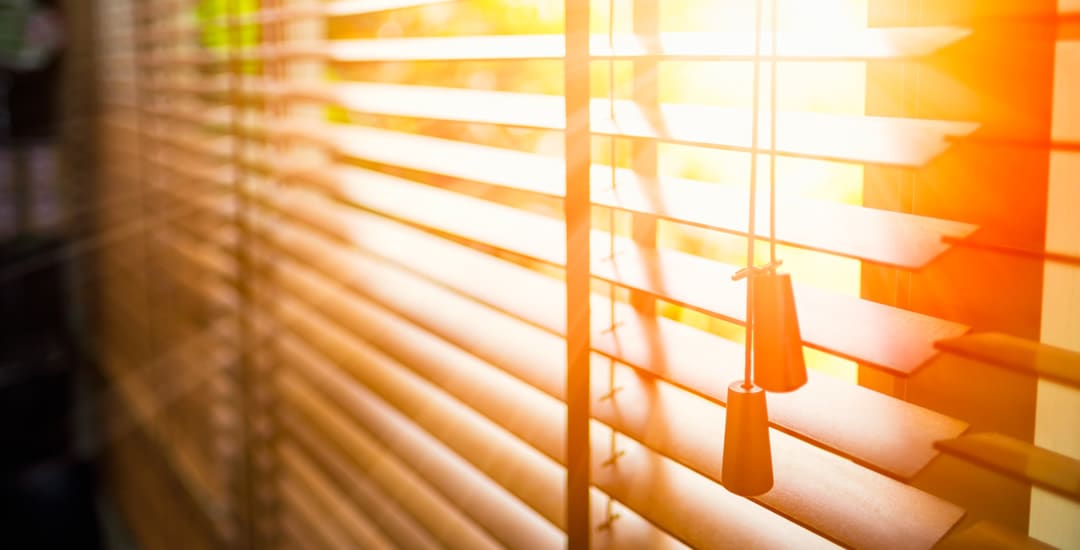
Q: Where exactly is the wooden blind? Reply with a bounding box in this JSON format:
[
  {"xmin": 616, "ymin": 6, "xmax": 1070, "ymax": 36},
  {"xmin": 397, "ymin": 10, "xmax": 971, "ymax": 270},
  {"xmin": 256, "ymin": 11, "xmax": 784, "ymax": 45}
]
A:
[{"xmin": 90, "ymin": 0, "xmax": 1077, "ymax": 548}]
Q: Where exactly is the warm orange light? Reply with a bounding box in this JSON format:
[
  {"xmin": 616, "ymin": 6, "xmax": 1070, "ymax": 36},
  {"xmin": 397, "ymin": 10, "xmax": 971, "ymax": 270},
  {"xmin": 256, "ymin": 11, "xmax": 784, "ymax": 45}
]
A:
[
  {"xmin": 658, "ymin": 0, "xmax": 867, "ymax": 382},
  {"xmin": 350, "ymin": 0, "xmax": 869, "ymax": 383}
]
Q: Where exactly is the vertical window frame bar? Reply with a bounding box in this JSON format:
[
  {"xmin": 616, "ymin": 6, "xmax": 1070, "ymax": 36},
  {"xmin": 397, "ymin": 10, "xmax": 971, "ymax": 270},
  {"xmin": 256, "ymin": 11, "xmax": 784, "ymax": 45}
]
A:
[{"xmin": 565, "ymin": 0, "xmax": 592, "ymax": 547}]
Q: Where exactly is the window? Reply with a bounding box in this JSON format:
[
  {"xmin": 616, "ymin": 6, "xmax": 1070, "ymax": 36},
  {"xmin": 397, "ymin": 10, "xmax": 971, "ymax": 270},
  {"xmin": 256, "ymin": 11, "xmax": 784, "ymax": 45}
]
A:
[{"xmin": 93, "ymin": 0, "xmax": 1079, "ymax": 548}]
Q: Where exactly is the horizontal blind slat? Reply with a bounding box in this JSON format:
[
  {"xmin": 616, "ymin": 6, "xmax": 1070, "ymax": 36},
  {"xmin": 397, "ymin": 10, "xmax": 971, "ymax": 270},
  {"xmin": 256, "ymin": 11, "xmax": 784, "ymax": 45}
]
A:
[
  {"xmin": 328, "ymin": 27, "xmax": 970, "ymax": 62},
  {"xmin": 935, "ymin": 332, "xmax": 1080, "ymax": 388},
  {"xmin": 331, "ymin": 82, "xmax": 978, "ymax": 166},
  {"xmin": 332, "ymin": 124, "xmax": 977, "ymax": 268},
  {"xmin": 279, "ymin": 348, "xmax": 566, "ymax": 549},
  {"xmin": 280, "ymin": 517, "xmax": 317, "ymax": 550},
  {"xmin": 267, "ymin": 188, "xmax": 969, "ymax": 477},
  {"xmin": 198, "ymin": 0, "xmax": 456, "ymax": 26},
  {"xmin": 281, "ymin": 407, "xmax": 444, "ymax": 550},
  {"xmin": 277, "ymin": 407, "xmax": 502, "ymax": 550},
  {"xmin": 277, "ymin": 443, "xmax": 397, "ymax": 550},
  {"xmin": 270, "ymin": 240, "xmax": 966, "ymax": 548},
  {"xmin": 173, "ymin": 82, "xmax": 975, "ymax": 168},
  {"xmin": 316, "ymin": 167, "xmax": 969, "ymax": 375},
  {"xmin": 278, "ymin": 478, "xmax": 355, "ymax": 550},
  {"xmin": 935, "ymin": 433, "xmax": 1080, "ymax": 502},
  {"xmin": 275, "ymin": 283, "xmax": 835, "ymax": 549},
  {"xmin": 263, "ymin": 263, "xmax": 683, "ymax": 550},
  {"xmin": 326, "ymin": 0, "xmax": 455, "ymax": 17},
  {"xmin": 278, "ymin": 309, "xmax": 569, "ymax": 542}
]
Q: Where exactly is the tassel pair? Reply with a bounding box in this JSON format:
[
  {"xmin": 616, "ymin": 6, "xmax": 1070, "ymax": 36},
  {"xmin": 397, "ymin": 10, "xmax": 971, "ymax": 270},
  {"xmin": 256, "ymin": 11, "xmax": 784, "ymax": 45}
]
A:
[{"xmin": 722, "ymin": 272, "xmax": 807, "ymax": 497}]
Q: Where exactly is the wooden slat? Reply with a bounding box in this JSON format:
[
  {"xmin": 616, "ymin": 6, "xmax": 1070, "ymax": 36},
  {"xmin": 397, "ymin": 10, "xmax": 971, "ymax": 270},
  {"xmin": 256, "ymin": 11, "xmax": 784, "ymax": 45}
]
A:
[
  {"xmin": 508, "ymin": 84, "xmax": 967, "ymax": 166},
  {"xmin": 263, "ymin": 220, "xmax": 972, "ymax": 533},
  {"xmin": 140, "ymin": 81, "xmax": 232, "ymax": 98},
  {"xmin": 279, "ymin": 478, "xmax": 355, "ymax": 550},
  {"xmin": 143, "ymin": 127, "xmax": 231, "ymax": 161},
  {"xmin": 282, "ymin": 409, "xmax": 443, "ymax": 550},
  {"xmin": 143, "ymin": 105, "xmax": 231, "ymax": 129},
  {"xmin": 590, "ymin": 242, "xmax": 969, "ymax": 376},
  {"xmin": 332, "ymin": 125, "xmax": 977, "ymax": 269},
  {"xmin": 321, "ymin": 166, "xmax": 969, "ymax": 375},
  {"xmin": 935, "ymin": 433, "xmax": 1080, "ymax": 503},
  {"xmin": 332, "ymin": 82, "xmax": 978, "ymax": 167},
  {"xmin": 210, "ymin": 0, "xmax": 456, "ymax": 25},
  {"xmin": 936, "ymin": 332, "xmax": 1080, "ymax": 388},
  {"xmin": 281, "ymin": 362, "xmax": 567, "ymax": 549},
  {"xmin": 269, "ymin": 186, "xmax": 969, "ymax": 477},
  {"xmin": 329, "ymin": 27, "xmax": 970, "ymax": 62},
  {"xmin": 100, "ymin": 78, "xmax": 138, "ymax": 91},
  {"xmin": 270, "ymin": 193, "xmax": 972, "ymax": 475},
  {"xmin": 137, "ymin": 52, "xmax": 224, "ymax": 68},
  {"xmin": 326, "ymin": 0, "xmax": 455, "ymax": 17},
  {"xmin": 102, "ymin": 103, "xmax": 231, "ymax": 132},
  {"xmin": 277, "ymin": 298, "xmax": 836, "ymax": 549},
  {"xmin": 145, "ymin": 153, "xmax": 235, "ymax": 189},
  {"xmin": 279, "ymin": 387, "xmax": 689, "ymax": 550},
  {"xmin": 279, "ymin": 295, "xmax": 619, "ymax": 545},
  {"xmin": 278, "ymin": 444, "xmax": 396, "ymax": 550},
  {"xmin": 942, "ymin": 235, "xmax": 1080, "ymax": 266},
  {"xmin": 281, "ymin": 517, "xmax": 318, "ymax": 550},
  {"xmin": 142, "ymin": 24, "xmax": 202, "ymax": 43},
  {"xmin": 103, "ymin": 351, "xmax": 232, "ymax": 532},
  {"xmin": 936, "ymin": 521, "xmax": 1056, "ymax": 550},
  {"xmin": 151, "ymin": 249, "xmax": 237, "ymax": 315},
  {"xmin": 277, "ymin": 410, "xmax": 503, "ymax": 550},
  {"xmin": 281, "ymin": 323, "xmax": 569, "ymax": 544},
  {"xmin": 270, "ymin": 253, "xmax": 966, "ymax": 549},
  {"xmin": 158, "ymin": 234, "xmax": 236, "ymax": 283}
]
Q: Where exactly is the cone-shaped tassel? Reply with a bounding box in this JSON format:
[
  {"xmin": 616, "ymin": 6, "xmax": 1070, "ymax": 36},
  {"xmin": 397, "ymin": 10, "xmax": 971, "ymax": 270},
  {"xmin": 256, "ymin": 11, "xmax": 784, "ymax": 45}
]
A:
[
  {"xmin": 752, "ymin": 272, "xmax": 808, "ymax": 393},
  {"xmin": 721, "ymin": 381, "xmax": 774, "ymax": 496}
]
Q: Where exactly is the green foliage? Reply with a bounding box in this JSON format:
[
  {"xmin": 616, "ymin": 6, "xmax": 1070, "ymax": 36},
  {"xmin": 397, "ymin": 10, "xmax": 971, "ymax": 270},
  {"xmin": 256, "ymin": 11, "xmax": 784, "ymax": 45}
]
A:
[
  {"xmin": 0, "ymin": 0, "xmax": 31, "ymax": 59},
  {"xmin": 196, "ymin": 0, "xmax": 259, "ymax": 50}
]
